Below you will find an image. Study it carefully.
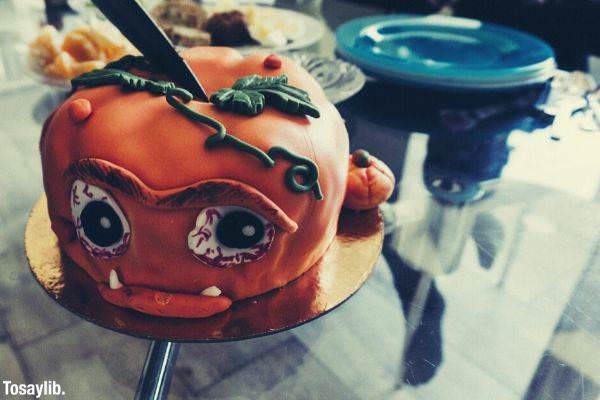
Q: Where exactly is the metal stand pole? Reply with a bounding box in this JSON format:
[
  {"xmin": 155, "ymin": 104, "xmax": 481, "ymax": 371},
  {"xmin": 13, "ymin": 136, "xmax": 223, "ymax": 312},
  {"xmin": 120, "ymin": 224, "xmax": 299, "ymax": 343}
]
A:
[{"xmin": 134, "ymin": 340, "xmax": 180, "ymax": 400}]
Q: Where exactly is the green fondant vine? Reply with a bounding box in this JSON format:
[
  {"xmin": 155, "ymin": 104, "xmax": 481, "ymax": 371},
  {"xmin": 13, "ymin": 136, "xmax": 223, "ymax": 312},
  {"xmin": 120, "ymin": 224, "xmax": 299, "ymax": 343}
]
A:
[
  {"xmin": 164, "ymin": 93, "xmax": 274, "ymax": 168},
  {"xmin": 71, "ymin": 60, "xmax": 323, "ymax": 200},
  {"xmin": 268, "ymin": 147, "xmax": 322, "ymax": 200}
]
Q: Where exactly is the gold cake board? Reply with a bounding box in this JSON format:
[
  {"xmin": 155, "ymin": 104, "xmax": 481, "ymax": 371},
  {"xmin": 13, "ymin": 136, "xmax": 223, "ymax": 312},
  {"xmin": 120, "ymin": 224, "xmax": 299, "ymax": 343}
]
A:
[{"xmin": 25, "ymin": 196, "xmax": 383, "ymax": 342}]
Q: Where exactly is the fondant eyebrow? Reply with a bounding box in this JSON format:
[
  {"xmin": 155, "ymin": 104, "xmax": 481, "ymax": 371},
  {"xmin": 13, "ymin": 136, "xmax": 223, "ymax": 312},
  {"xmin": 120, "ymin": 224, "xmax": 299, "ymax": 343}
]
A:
[{"xmin": 66, "ymin": 158, "xmax": 298, "ymax": 233}]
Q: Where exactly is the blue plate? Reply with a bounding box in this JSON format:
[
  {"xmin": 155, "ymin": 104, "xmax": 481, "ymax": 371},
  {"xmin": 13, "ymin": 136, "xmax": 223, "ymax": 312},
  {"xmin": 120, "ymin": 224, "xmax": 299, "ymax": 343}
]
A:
[{"xmin": 336, "ymin": 15, "xmax": 556, "ymax": 91}]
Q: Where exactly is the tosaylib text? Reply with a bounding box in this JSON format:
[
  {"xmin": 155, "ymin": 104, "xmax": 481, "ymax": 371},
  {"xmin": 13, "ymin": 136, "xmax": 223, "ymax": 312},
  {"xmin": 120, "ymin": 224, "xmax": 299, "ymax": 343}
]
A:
[{"xmin": 3, "ymin": 380, "xmax": 65, "ymax": 398}]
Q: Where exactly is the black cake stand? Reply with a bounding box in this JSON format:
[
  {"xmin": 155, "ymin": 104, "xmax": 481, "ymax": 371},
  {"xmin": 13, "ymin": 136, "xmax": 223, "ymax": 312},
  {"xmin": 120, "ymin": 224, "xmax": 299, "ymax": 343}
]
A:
[{"xmin": 25, "ymin": 196, "xmax": 383, "ymax": 399}]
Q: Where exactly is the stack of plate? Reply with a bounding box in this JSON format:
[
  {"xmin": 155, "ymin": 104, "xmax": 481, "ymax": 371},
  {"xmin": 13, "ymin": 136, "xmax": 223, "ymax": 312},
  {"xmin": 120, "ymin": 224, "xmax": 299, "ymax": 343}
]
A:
[{"xmin": 336, "ymin": 14, "xmax": 556, "ymax": 92}]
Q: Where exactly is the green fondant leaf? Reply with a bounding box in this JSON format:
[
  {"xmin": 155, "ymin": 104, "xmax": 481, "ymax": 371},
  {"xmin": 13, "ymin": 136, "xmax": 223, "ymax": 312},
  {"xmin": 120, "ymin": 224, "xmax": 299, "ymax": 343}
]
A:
[
  {"xmin": 232, "ymin": 74, "xmax": 288, "ymax": 91},
  {"xmin": 210, "ymin": 74, "xmax": 320, "ymax": 118},
  {"xmin": 211, "ymin": 88, "xmax": 265, "ymax": 115}
]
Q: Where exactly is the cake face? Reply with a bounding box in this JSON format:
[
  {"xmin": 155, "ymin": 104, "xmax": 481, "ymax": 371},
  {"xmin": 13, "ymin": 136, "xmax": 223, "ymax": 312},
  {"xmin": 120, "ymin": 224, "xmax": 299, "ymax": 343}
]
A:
[{"xmin": 40, "ymin": 48, "xmax": 349, "ymax": 318}]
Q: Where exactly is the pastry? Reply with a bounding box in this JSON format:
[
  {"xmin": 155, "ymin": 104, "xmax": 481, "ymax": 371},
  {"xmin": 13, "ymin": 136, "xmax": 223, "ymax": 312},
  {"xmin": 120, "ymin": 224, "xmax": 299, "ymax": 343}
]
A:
[
  {"xmin": 151, "ymin": 0, "xmax": 211, "ymax": 47},
  {"xmin": 162, "ymin": 25, "xmax": 211, "ymax": 47},
  {"xmin": 151, "ymin": 0, "xmax": 207, "ymax": 30},
  {"xmin": 204, "ymin": 10, "xmax": 254, "ymax": 46},
  {"xmin": 29, "ymin": 22, "xmax": 136, "ymax": 80}
]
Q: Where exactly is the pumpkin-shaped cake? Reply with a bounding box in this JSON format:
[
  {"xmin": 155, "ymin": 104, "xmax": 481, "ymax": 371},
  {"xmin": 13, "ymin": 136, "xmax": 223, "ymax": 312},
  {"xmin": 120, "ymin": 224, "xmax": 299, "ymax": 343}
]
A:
[{"xmin": 40, "ymin": 47, "xmax": 394, "ymax": 318}]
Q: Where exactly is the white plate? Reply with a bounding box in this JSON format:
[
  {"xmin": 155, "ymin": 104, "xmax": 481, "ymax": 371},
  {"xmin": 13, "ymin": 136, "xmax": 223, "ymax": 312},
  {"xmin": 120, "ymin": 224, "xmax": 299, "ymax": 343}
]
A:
[
  {"xmin": 233, "ymin": 8, "xmax": 325, "ymax": 54},
  {"xmin": 283, "ymin": 52, "xmax": 365, "ymax": 104},
  {"xmin": 141, "ymin": 1, "xmax": 325, "ymax": 54}
]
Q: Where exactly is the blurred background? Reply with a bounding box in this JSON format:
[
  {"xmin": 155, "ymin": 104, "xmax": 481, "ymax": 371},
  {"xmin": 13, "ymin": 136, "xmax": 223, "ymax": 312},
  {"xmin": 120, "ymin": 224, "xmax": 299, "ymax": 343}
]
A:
[{"xmin": 1, "ymin": 0, "xmax": 600, "ymax": 399}]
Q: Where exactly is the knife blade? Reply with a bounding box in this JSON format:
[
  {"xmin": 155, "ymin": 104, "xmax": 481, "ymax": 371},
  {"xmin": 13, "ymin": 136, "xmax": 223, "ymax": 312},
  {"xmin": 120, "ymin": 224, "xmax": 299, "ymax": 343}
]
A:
[{"xmin": 91, "ymin": 0, "xmax": 208, "ymax": 101}]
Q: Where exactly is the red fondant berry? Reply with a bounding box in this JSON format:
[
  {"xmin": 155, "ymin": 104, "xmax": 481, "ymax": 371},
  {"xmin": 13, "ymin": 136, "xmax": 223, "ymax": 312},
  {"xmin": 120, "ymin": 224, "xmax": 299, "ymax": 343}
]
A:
[
  {"xmin": 68, "ymin": 99, "xmax": 93, "ymax": 123},
  {"xmin": 263, "ymin": 54, "xmax": 282, "ymax": 69}
]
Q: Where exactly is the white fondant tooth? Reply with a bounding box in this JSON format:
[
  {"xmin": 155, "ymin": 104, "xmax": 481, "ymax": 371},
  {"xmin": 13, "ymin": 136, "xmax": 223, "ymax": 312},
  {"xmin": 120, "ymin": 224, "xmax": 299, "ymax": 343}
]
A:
[
  {"xmin": 109, "ymin": 269, "xmax": 123, "ymax": 290},
  {"xmin": 201, "ymin": 286, "xmax": 221, "ymax": 297}
]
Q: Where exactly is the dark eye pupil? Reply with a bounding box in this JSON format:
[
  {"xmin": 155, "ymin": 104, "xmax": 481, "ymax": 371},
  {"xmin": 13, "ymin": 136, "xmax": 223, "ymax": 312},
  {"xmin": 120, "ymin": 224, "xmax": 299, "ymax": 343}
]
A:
[
  {"xmin": 80, "ymin": 201, "xmax": 124, "ymax": 247},
  {"xmin": 216, "ymin": 211, "xmax": 265, "ymax": 249}
]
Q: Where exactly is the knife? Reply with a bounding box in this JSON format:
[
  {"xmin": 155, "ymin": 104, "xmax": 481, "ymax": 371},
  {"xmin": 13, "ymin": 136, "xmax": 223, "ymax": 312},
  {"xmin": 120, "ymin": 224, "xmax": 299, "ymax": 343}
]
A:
[{"xmin": 91, "ymin": 0, "xmax": 208, "ymax": 101}]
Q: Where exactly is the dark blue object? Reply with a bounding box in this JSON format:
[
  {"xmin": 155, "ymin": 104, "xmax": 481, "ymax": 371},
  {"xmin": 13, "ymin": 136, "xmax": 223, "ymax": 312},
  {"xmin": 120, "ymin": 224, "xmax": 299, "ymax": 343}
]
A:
[{"xmin": 423, "ymin": 129, "xmax": 511, "ymax": 204}]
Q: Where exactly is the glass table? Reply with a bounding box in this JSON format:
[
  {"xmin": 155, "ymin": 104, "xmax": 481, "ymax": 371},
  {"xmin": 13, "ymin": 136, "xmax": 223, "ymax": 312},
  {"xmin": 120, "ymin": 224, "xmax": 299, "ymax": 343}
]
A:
[{"xmin": 0, "ymin": 1, "xmax": 599, "ymax": 399}]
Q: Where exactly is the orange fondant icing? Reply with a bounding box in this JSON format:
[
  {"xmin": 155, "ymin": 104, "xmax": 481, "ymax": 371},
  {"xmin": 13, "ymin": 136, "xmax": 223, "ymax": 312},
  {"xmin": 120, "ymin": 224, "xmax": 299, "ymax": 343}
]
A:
[
  {"xmin": 344, "ymin": 154, "xmax": 395, "ymax": 211},
  {"xmin": 67, "ymin": 98, "xmax": 93, "ymax": 123},
  {"xmin": 98, "ymin": 284, "xmax": 232, "ymax": 318},
  {"xmin": 41, "ymin": 47, "xmax": 350, "ymax": 318}
]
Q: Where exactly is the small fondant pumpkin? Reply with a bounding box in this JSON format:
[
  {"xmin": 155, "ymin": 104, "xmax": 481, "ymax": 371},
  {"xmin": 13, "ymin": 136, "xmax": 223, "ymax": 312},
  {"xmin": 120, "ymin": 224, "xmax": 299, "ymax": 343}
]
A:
[{"xmin": 344, "ymin": 150, "xmax": 395, "ymax": 211}]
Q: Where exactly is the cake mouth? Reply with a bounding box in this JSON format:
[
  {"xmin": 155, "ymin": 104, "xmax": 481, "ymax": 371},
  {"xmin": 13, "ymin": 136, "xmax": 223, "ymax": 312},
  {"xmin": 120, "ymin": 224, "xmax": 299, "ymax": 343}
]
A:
[{"xmin": 97, "ymin": 269, "xmax": 232, "ymax": 318}]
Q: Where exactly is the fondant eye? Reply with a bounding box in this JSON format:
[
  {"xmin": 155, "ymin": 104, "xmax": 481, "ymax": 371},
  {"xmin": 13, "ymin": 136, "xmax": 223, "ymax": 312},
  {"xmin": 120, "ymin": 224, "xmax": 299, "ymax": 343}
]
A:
[
  {"xmin": 187, "ymin": 206, "xmax": 275, "ymax": 268},
  {"xmin": 70, "ymin": 180, "xmax": 131, "ymax": 258}
]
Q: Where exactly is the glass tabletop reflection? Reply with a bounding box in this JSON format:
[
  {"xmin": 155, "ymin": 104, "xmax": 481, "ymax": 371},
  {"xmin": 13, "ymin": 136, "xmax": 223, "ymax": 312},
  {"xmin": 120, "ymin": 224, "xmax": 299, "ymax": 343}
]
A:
[{"xmin": 0, "ymin": 1, "xmax": 599, "ymax": 399}]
